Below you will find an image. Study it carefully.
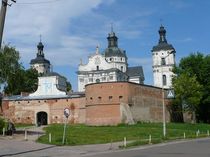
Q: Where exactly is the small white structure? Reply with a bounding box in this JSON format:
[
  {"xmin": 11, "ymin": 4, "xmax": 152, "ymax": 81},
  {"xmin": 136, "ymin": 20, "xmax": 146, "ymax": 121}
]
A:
[
  {"xmin": 30, "ymin": 72, "xmax": 67, "ymax": 97},
  {"xmin": 152, "ymin": 25, "xmax": 176, "ymax": 89},
  {"xmin": 77, "ymin": 30, "xmax": 144, "ymax": 92}
]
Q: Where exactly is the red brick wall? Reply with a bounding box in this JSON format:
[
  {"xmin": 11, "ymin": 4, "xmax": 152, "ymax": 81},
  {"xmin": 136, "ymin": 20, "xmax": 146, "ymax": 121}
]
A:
[{"xmin": 85, "ymin": 82, "xmax": 170, "ymax": 125}]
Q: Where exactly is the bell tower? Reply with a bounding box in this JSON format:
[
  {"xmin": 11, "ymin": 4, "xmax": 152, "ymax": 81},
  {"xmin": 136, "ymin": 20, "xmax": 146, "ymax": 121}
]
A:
[{"xmin": 152, "ymin": 25, "xmax": 176, "ymax": 89}]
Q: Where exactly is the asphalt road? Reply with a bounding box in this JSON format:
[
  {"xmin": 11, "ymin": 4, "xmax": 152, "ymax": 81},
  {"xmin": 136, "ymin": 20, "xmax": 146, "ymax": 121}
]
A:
[
  {"xmin": 0, "ymin": 137, "xmax": 210, "ymax": 157},
  {"xmin": 87, "ymin": 138, "xmax": 210, "ymax": 157}
]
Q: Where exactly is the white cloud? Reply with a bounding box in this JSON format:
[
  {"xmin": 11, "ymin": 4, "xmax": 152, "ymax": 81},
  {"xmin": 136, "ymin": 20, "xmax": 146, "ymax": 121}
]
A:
[
  {"xmin": 128, "ymin": 57, "xmax": 152, "ymax": 73},
  {"xmin": 175, "ymin": 37, "xmax": 193, "ymax": 43},
  {"xmin": 3, "ymin": 0, "xmax": 105, "ymax": 67}
]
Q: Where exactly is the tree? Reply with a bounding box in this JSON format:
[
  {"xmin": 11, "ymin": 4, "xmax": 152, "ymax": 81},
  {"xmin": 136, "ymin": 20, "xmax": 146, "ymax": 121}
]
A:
[
  {"xmin": 172, "ymin": 73, "xmax": 203, "ymax": 123},
  {"xmin": 66, "ymin": 81, "xmax": 72, "ymax": 92},
  {"xmin": 4, "ymin": 68, "xmax": 38, "ymax": 95},
  {"xmin": 0, "ymin": 45, "xmax": 21, "ymax": 86},
  {"xmin": 173, "ymin": 52, "xmax": 210, "ymax": 123},
  {"xmin": 0, "ymin": 45, "xmax": 38, "ymax": 95}
]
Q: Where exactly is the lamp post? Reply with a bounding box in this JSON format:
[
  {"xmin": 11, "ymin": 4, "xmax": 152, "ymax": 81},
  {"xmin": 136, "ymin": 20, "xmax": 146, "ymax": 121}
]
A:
[{"xmin": 160, "ymin": 50, "xmax": 174, "ymax": 138}]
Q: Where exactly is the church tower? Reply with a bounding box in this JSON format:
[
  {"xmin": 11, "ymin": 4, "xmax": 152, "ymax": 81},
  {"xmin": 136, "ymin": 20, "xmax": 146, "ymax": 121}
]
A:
[
  {"xmin": 104, "ymin": 28, "xmax": 128, "ymax": 72},
  {"xmin": 30, "ymin": 41, "xmax": 51, "ymax": 74},
  {"xmin": 152, "ymin": 25, "xmax": 176, "ymax": 89}
]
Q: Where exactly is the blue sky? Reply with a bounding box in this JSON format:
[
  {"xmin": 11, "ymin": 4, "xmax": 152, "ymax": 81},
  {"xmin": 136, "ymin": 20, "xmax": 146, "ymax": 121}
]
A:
[{"xmin": 2, "ymin": 0, "xmax": 210, "ymax": 91}]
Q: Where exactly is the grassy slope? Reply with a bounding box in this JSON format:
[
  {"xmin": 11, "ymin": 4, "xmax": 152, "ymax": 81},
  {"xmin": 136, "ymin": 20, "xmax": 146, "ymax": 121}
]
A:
[{"xmin": 37, "ymin": 123, "xmax": 210, "ymax": 146}]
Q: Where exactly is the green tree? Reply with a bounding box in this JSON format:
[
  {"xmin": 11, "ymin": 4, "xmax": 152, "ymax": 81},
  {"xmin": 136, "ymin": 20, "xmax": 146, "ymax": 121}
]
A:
[
  {"xmin": 173, "ymin": 52, "xmax": 210, "ymax": 122},
  {"xmin": 4, "ymin": 68, "xmax": 38, "ymax": 95},
  {"xmin": 172, "ymin": 73, "xmax": 203, "ymax": 123},
  {"xmin": 0, "ymin": 45, "xmax": 21, "ymax": 85},
  {"xmin": 66, "ymin": 81, "xmax": 72, "ymax": 92},
  {"xmin": 0, "ymin": 45, "xmax": 38, "ymax": 95}
]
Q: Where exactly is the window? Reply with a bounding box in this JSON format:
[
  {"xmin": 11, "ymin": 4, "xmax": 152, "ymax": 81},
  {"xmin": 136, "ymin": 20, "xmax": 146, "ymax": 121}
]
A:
[
  {"xmin": 163, "ymin": 75, "xmax": 167, "ymax": 86},
  {"xmin": 119, "ymin": 96, "xmax": 123, "ymax": 99},
  {"xmin": 102, "ymin": 77, "xmax": 106, "ymax": 81},
  {"xmin": 161, "ymin": 58, "xmax": 166, "ymax": 65},
  {"xmin": 79, "ymin": 78, "xmax": 84, "ymax": 82},
  {"xmin": 89, "ymin": 78, "xmax": 93, "ymax": 82},
  {"xmin": 96, "ymin": 66, "xmax": 99, "ymax": 70},
  {"xmin": 96, "ymin": 79, "xmax": 100, "ymax": 83},
  {"xmin": 109, "ymin": 76, "xmax": 113, "ymax": 80},
  {"xmin": 98, "ymin": 96, "xmax": 102, "ymax": 100},
  {"xmin": 121, "ymin": 66, "xmax": 123, "ymax": 71},
  {"xmin": 109, "ymin": 96, "xmax": 113, "ymax": 100}
]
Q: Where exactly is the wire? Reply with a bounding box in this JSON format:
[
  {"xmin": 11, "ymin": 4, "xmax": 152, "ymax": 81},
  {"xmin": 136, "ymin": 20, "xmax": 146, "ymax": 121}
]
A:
[{"xmin": 16, "ymin": 0, "xmax": 63, "ymax": 5}]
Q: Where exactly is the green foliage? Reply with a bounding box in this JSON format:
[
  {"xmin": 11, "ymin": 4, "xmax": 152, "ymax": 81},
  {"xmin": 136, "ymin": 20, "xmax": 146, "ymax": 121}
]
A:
[
  {"xmin": 4, "ymin": 67, "xmax": 39, "ymax": 95},
  {"xmin": 0, "ymin": 117, "xmax": 5, "ymax": 133},
  {"xmin": 173, "ymin": 73, "xmax": 203, "ymax": 112},
  {"xmin": 66, "ymin": 81, "xmax": 72, "ymax": 92},
  {"xmin": 37, "ymin": 123, "xmax": 210, "ymax": 146},
  {"xmin": 172, "ymin": 52, "xmax": 210, "ymax": 122},
  {"xmin": 0, "ymin": 45, "xmax": 21, "ymax": 84},
  {"xmin": 0, "ymin": 45, "xmax": 38, "ymax": 95}
]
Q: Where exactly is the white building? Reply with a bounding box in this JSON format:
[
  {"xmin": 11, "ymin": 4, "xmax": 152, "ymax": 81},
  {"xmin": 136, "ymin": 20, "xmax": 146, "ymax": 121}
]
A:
[
  {"xmin": 152, "ymin": 25, "xmax": 176, "ymax": 89},
  {"xmin": 77, "ymin": 30, "xmax": 144, "ymax": 92},
  {"xmin": 29, "ymin": 72, "xmax": 67, "ymax": 97},
  {"xmin": 30, "ymin": 41, "xmax": 51, "ymax": 74}
]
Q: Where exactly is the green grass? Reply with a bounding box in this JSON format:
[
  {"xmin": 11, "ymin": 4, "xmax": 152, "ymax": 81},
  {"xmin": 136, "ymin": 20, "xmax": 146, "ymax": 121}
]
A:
[
  {"xmin": 14, "ymin": 123, "xmax": 34, "ymax": 128},
  {"xmin": 37, "ymin": 123, "xmax": 210, "ymax": 146}
]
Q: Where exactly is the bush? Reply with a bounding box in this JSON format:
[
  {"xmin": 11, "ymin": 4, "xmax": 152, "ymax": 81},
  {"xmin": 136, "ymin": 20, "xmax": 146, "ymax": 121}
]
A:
[{"xmin": 0, "ymin": 117, "xmax": 5, "ymax": 133}]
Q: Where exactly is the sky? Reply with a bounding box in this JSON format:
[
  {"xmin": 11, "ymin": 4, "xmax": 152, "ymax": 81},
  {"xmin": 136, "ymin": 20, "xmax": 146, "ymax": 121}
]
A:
[{"xmin": 2, "ymin": 0, "xmax": 210, "ymax": 91}]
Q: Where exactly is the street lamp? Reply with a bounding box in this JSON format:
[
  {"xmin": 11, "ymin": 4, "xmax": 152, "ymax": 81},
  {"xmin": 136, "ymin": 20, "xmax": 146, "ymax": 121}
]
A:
[{"xmin": 161, "ymin": 50, "xmax": 175, "ymax": 137}]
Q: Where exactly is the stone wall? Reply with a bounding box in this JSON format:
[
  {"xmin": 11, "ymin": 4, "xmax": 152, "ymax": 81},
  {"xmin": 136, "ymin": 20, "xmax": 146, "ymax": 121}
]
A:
[{"xmin": 1, "ymin": 97, "xmax": 86, "ymax": 125}]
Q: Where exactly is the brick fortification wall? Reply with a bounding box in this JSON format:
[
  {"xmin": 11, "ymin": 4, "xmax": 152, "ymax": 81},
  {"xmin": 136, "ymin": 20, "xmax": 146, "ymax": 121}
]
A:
[
  {"xmin": 1, "ymin": 82, "xmax": 171, "ymax": 126},
  {"xmin": 85, "ymin": 82, "xmax": 170, "ymax": 125},
  {"xmin": 1, "ymin": 97, "xmax": 86, "ymax": 125}
]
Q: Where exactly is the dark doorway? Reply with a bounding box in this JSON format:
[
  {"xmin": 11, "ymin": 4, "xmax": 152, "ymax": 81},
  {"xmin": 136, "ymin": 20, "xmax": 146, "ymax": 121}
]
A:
[{"xmin": 37, "ymin": 112, "xmax": 48, "ymax": 126}]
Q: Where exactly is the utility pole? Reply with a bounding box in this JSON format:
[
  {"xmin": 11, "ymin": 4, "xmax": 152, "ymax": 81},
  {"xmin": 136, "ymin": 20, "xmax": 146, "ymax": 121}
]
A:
[{"xmin": 0, "ymin": 0, "xmax": 16, "ymax": 48}]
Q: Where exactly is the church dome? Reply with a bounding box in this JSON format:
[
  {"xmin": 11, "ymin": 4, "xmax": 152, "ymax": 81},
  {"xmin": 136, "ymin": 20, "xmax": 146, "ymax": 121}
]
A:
[
  {"xmin": 30, "ymin": 42, "xmax": 50, "ymax": 65},
  {"xmin": 104, "ymin": 30, "xmax": 127, "ymax": 58},
  {"xmin": 152, "ymin": 25, "xmax": 175, "ymax": 52}
]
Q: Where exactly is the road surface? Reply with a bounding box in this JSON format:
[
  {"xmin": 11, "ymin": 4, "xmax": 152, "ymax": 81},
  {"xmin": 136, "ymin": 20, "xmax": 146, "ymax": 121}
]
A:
[{"xmin": 0, "ymin": 137, "xmax": 210, "ymax": 157}]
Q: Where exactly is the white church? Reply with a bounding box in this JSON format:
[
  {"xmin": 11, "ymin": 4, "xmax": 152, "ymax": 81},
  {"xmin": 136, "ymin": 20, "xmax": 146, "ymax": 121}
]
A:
[{"xmin": 77, "ymin": 29, "xmax": 145, "ymax": 92}]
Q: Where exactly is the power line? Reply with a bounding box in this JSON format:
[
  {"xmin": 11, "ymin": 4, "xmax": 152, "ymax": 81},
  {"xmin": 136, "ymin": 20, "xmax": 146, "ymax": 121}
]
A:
[{"xmin": 16, "ymin": 0, "xmax": 63, "ymax": 5}]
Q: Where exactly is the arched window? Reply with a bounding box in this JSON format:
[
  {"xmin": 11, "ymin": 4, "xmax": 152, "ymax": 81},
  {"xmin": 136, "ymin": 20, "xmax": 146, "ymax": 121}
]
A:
[
  {"xmin": 161, "ymin": 58, "xmax": 166, "ymax": 65},
  {"xmin": 96, "ymin": 66, "xmax": 99, "ymax": 70},
  {"xmin": 121, "ymin": 66, "xmax": 123, "ymax": 71},
  {"xmin": 163, "ymin": 75, "xmax": 167, "ymax": 86}
]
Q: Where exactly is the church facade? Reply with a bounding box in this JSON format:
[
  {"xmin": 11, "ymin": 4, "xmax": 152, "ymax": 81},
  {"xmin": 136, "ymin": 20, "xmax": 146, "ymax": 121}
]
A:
[{"xmin": 77, "ymin": 30, "xmax": 144, "ymax": 91}]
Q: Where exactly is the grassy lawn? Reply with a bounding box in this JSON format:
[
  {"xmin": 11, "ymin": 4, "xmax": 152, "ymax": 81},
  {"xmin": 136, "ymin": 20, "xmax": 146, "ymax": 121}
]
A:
[{"xmin": 37, "ymin": 123, "xmax": 210, "ymax": 146}]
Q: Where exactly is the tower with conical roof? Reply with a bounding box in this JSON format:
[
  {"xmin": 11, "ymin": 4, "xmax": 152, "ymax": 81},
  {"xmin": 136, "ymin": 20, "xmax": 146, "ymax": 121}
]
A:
[
  {"xmin": 30, "ymin": 41, "xmax": 51, "ymax": 74},
  {"xmin": 104, "ymin": 27, "xmax": 128, "ymax": 73},
  {"xmin": 152, "ymin": 25, "xmax": 176, "ymax": 89}
]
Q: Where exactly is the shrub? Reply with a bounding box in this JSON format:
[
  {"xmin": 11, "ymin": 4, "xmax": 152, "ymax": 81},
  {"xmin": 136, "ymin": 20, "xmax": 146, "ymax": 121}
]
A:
[{"xmin": 0, "ymin": 117, "xmax": 5, "ymax": 133}]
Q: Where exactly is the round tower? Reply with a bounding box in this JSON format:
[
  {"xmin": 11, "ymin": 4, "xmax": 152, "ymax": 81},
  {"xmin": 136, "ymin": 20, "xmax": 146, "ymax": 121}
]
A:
[{"xmin": 152, "ymin": 25, "xmax": 176, "ymax": 89}]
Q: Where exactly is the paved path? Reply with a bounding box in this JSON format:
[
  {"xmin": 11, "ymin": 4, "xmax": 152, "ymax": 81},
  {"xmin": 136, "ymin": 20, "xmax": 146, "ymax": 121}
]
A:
[{"xmin": 0, "ymin": 126, "xmax": 122, "ymax": 157}]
